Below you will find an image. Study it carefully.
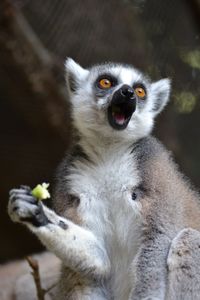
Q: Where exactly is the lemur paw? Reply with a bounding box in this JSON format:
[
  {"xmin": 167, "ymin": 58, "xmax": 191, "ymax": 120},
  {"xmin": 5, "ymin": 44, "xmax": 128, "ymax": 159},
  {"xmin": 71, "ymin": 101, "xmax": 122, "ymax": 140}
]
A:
[{"xmin": 8, "ymin": 185, "xmax": 50, "ymax": 227}]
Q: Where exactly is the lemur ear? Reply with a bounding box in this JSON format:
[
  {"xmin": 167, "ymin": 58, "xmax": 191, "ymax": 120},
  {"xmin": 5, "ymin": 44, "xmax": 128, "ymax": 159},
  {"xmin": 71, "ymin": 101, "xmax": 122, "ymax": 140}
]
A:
[
  {"xmin": 65, "ymin": 58, "xmax": 89, "ymax": 93},
  {"xmin": 151, "ymin": 78, "xmax": 171, "ymax": 115}
]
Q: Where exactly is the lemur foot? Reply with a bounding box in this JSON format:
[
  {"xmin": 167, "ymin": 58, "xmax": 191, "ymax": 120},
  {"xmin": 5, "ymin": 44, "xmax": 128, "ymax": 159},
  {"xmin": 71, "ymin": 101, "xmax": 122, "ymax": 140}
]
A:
[{"xmin": 8, "ymin": 185, "xmax": 50, "ymax": 227}]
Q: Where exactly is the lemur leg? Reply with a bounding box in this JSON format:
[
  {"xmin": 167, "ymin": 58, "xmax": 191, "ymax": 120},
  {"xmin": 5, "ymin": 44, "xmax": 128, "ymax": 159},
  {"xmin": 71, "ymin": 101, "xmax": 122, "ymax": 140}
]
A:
[
  {"xmin": 129, "ymin": 232, "xmax": 171, "ymax": 300},
  {"xmin": 55, "ymin": 276, "xmax": 109, "ymax": 300},
  {"xmin": 8, "ymin": 186, "xmax": 110, "ymax": 282},
  {"xmin": 166, "ymin": 228, "xmax": 200, "ymax": 300}
]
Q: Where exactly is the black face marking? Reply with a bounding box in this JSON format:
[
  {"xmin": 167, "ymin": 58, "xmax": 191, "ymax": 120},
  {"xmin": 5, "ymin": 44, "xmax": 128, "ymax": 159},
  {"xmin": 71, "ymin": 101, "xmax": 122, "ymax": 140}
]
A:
[
  {"xmin": 94, "ymin": 73, "xmax": 118, "ymax": 98},
  {"xmin": 133, "ymin": 82, "xmax": 147, "ymax": 101},
  {"xmin": 95, "ymin": 73, "xmax": 118, "ymax": 89},
  {"xmin": 108, "ymin": 84, "xmax": 136, "ymax": 130}
]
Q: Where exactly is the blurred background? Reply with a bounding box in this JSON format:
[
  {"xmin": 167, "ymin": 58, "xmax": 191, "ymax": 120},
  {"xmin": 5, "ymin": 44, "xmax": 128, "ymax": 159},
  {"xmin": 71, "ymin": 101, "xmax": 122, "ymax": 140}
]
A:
[{"xmin": 1, "ymin": 0, "xmax": 200, "ymax": 263}]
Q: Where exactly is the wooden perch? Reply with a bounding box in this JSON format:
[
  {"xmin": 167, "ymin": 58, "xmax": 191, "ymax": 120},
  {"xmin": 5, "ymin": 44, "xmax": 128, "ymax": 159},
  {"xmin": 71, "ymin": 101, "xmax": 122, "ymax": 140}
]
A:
[
  {"xmin": 26, "ymin": 255, "xmax": 59, "ymax": 300},
  {"xmin": 0, "ymin": 0, "xmax": 71, "ymax": 143},
  {"xmin": 26, "ymin": 256, "xmax": 45, "ymax": 300},
  {"xmin": 0, "ymin": 253, "xmax": 60, "ymax": 300}
]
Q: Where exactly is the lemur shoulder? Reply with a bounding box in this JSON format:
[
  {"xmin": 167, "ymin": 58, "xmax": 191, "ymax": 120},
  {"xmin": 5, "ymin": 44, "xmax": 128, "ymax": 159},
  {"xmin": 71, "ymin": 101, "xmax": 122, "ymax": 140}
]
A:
[{"xmin": 9, "ymin": 59, "xmax": 200, "ymax": 300}]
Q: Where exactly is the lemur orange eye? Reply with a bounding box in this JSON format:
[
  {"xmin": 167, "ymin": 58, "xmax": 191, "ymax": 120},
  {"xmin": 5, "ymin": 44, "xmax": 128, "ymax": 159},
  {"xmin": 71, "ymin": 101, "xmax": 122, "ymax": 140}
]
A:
[
  {"xmin": 99, "ymin": 78, "xmax": 112, "ymax": 89},
  {"xmin": 135, "ymin": 87, "xmax": 146, "ymax": 98}
]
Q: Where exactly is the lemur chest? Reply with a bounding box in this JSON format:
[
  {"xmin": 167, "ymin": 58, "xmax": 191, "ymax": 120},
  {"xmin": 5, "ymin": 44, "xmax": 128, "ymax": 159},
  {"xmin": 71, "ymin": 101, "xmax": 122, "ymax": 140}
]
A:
[
  {"xmin": 68, "ymin": 148, "xmax": 142, "ymax": 299},
  {"xmin": 68, "ymin": 148, "xmax": 142, "ymax": 241}
]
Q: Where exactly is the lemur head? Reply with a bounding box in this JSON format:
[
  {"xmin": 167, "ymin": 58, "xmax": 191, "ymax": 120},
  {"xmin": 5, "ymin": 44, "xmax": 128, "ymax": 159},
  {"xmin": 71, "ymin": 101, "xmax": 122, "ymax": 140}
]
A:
[{"xmin": 65, "ymin": 58, "xmax": 171, "ymax": 142}]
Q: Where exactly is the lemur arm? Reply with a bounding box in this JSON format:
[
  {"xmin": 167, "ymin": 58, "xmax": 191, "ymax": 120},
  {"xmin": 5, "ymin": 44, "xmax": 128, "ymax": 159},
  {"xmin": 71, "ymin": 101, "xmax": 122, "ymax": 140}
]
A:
[
  {"xmin": 8, "ymin": 186, "xmax": 110, "ymax": 281},
  {"xmin": 130, "ymin": 231, "xmax": 170, "ymax": 300}
]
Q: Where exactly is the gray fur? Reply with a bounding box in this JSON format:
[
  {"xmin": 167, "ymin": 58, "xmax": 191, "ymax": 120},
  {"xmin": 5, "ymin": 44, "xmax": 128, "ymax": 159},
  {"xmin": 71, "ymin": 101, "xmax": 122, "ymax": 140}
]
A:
[
  {"xmin": 166, "ymin": 228, "xmax": 200, "ymax": 300},
  {"xmin": 129, "ymin": 137, "xmax": 200, "ymax": 299},
  {"xmin": 8, "ymin": 59, "xmax": 200, "ymax": 299}
]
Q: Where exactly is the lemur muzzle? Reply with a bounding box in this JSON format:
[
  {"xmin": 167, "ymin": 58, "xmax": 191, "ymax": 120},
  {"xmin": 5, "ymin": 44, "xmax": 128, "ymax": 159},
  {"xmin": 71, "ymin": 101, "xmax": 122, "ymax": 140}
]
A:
[{"xmin": 108, "ymin": 85, "xmax": 136, "ymax": 130}]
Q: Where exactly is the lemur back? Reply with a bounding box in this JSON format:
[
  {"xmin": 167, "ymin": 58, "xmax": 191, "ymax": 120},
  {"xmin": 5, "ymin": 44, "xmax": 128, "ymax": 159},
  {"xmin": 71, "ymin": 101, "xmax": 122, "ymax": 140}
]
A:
[{"xmin": 8, "ymin": 59, "xmax": 200, "ymax": 300}]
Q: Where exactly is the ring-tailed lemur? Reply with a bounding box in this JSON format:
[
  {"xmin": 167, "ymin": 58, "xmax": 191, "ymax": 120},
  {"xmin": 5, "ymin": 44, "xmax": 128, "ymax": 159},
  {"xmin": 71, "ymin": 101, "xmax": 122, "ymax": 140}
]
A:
[{"xmin": 8, "ymin": 59, "xmax": 200, "ymax": 300}]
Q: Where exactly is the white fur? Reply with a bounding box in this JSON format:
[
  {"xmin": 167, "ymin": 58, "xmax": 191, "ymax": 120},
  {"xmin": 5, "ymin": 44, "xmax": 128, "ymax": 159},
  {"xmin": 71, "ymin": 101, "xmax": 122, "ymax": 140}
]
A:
[
  {"xmin": 66, "ymin": 141, "xmax": 143, "ymax": 299},
  {"xmin": 66, "ymin": 59, "xmax": 170, "ymax": 144},
  {"xmin": 151, "ymin": 78, "xmax": 171, "ymax": 115},
  {"xmin": 65, "ymin": 58, "xmax": 89, "ymax": 85}
]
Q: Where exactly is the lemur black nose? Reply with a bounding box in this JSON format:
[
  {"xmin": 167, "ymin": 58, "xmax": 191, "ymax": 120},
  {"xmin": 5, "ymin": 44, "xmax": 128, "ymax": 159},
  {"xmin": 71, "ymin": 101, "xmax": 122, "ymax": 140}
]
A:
[{"xmin": 120, "ymin": 85, "xmax": 134, "ymax": 98}]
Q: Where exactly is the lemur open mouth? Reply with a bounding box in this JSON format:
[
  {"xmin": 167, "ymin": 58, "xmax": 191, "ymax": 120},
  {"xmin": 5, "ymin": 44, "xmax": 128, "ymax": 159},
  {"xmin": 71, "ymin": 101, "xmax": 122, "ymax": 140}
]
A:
[
  {"xmin": 107, "ymin": 85, "xmax": 136, "ymax": 130},
  {"xmin": 108, "ymin": 104, "xmax": 135, "ymax": 130}
]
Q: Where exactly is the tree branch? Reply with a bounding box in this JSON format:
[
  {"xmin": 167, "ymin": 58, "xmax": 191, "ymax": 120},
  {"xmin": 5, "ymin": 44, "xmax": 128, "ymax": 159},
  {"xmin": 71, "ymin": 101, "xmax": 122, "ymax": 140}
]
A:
[
  {"xmin": 26, "ymin": 256, "xmax": 45, "ymax": 300},
  {"xmin": 0, "ymin": 0, "xmax": 71, "ymax": 144}
]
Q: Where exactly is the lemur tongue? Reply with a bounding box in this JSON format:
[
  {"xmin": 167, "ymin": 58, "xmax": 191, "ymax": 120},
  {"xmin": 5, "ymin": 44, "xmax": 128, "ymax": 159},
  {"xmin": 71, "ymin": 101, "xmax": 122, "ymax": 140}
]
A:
[{"xmin": 113, "ymin": 113, "xmax": 126, "ymax": 125}]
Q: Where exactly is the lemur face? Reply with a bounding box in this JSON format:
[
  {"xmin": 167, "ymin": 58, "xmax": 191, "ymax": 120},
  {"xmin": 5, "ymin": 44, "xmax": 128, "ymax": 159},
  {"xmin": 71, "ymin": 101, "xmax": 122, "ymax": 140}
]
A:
[{"xmin": 65, "ymin": 58, "xmax": 171, "ymax": 141}]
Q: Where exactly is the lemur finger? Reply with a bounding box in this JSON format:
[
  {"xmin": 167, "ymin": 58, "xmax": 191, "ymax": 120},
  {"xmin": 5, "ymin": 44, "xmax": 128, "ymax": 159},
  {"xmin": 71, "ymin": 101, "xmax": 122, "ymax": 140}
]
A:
[
  {"xmin": 20, "ymin": 185, "xmax": 31, "ymax": 191},
  {"xmin": 9, "ymin": 192, "xmax": 37, "ymax": 204},
  {"xmin": 9, "ymin": 188, "xmax": 28, "ymax": 196},
  {"xmin": 9, "ymin": 185, "xmax": 32, "ymax": 196},
  {"xmin": 9, "ymin": 188, "xmax": 32, "ymax": 200}
]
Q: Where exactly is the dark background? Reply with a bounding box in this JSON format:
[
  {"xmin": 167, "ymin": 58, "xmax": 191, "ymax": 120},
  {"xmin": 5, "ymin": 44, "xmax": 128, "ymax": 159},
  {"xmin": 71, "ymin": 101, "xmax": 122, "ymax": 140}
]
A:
[{"xmin": 1, "ymin": 0, "xmax": 200, "ymax": 263}]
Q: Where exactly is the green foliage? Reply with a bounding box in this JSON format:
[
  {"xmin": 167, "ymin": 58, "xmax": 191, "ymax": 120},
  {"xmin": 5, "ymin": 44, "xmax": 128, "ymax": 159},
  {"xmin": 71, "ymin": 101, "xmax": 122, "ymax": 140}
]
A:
[
  {"xmin": 181, "ymin": 50, "xmax": 200, "ymax": 70},
  {"xmin": 173, "ymin": 91, "xmax": 196, "ymax": 114}
]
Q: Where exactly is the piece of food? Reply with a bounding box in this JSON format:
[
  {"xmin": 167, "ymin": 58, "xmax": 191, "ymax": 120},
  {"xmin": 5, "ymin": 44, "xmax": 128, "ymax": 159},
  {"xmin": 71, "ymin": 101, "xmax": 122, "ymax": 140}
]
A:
[{"xmin": 31, "ymin": 183, "xmax": 50, "ymax": 200}]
